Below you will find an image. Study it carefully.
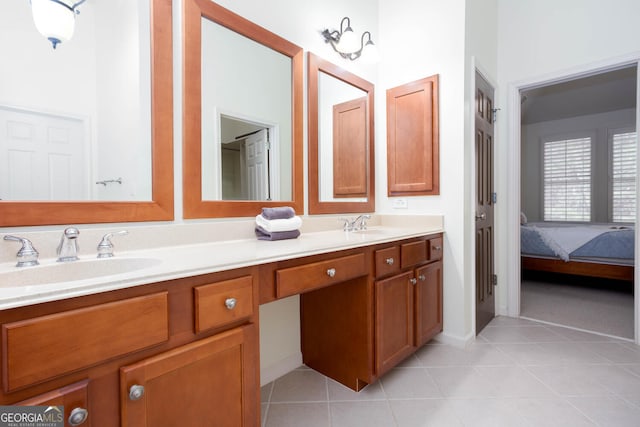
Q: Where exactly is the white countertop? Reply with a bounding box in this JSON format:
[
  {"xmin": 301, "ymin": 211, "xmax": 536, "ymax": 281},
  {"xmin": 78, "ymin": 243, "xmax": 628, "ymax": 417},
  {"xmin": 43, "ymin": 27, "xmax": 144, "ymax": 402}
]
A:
[{"xmin": 0, "ymin": 215, "xmax": 443, "ymax": 310}]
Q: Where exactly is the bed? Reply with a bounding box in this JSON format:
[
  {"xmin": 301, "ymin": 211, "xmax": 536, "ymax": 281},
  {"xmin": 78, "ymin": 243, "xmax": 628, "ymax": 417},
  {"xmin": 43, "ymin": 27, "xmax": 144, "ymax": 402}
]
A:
[{"xmin": 520, "ymin": 222, "xmax": 635, "ymax": 281}]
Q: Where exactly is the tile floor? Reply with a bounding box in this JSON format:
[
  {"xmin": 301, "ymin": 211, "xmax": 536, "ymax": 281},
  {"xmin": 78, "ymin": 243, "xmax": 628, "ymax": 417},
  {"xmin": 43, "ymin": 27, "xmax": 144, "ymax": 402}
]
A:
[{"xmin": 260, "ymin": 316, "xmax": 640, "ymax": 426}]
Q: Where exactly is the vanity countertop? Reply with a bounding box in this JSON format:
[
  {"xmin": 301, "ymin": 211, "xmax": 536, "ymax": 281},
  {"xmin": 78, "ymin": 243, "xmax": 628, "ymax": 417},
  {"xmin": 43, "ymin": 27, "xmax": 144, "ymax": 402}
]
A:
[{"xmin": 0, "ymin": 215, "xmax": 443, "ymax": 310}]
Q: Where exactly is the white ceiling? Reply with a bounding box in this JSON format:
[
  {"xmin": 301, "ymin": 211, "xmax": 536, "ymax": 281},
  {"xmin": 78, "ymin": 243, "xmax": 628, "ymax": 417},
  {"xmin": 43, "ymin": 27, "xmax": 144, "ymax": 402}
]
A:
[{"xmin": 521, "ymin": 66, "xmax": 637, "ymax": 125}]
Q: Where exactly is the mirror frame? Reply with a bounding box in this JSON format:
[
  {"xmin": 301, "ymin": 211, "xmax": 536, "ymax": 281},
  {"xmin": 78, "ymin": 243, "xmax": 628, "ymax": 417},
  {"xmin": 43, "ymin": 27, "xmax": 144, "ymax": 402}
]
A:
[
  {"xmin": 307, "ymin": 52, "xmax": 375, "ymax": 214},
  {"xmin": 182, "ymin": 0, "xmax": 303, "ymax": 218},
  {"xmin": 0, "ymin": 0, "xmax": 174, "ymax": 227}
]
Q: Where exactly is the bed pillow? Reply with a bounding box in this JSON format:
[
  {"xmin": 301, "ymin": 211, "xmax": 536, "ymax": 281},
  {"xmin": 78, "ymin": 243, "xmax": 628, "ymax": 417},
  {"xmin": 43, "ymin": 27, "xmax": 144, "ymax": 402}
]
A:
[{"xmin": 520, "ymin": 212, "xmax": 528, "ymax": 225}]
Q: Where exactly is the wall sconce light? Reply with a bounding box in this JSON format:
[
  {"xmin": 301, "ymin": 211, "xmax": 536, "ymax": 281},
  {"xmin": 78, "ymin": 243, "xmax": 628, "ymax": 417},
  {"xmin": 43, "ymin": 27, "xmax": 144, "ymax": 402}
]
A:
[
  {"xmin": 321, "ymin": 17, "xmax": 380, "ymax": 62},
  {"xmin": 30, "ymin": 0, "xmax": 87, "ymax": 49}
]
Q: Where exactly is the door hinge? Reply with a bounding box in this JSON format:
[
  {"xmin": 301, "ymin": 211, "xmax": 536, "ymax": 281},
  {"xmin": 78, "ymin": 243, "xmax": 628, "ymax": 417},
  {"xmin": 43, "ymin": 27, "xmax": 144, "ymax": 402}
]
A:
[
  {"xmin": 492, "ymin": 192, "xmax": 497, "ymax": 204},
  {"xmin": 492, "ymin": 274, "xmax": 498, "ymax": 286},
  {"xmin": 491, "ymin": 108, "xmax": 501, "ymax": 123}
]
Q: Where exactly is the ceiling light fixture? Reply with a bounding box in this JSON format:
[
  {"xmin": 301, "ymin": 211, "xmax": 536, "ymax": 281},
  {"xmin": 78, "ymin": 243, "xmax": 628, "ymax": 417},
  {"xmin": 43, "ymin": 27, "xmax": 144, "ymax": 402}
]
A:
[
  {"xmin": 29, "ymin": 0, "xmax": 87, "ymax": 49},
  {"xmin": 321, "ymin": 17, "xmax": 379, "ymax": 62}
]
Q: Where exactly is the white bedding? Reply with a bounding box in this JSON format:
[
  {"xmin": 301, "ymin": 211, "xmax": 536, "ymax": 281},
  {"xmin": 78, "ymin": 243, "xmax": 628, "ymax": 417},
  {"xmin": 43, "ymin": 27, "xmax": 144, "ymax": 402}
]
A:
[{"xmin": 530, "ymin": 224, "xmax": 624, "ymax": 262}]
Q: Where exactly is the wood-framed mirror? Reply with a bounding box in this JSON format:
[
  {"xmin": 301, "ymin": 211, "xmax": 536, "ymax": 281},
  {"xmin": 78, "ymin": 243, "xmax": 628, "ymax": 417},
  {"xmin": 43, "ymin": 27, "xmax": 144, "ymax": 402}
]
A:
[
  {"xmin": 307, "ymin": 52, "xmax": 375, "ymax": 214},
  {"xmin": 182, "ymin": 0, "xmax": 303, "ymax": 218},
  {"xmin": 0, "ymin": 0, "xmax": 173, "ymax": 227}
]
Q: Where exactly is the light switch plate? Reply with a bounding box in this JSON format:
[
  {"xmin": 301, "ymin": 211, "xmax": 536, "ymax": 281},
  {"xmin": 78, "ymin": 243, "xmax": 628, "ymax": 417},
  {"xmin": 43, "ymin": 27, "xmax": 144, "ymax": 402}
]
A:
[{"xmin": 391, "ymin": 198, "xmax": 408, "ymax": 209}]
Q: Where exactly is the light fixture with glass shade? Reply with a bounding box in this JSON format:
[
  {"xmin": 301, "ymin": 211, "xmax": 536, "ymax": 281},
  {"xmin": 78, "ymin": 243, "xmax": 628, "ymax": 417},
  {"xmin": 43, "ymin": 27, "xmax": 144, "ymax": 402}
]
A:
[
  {"xmin": 29, "ymin": 0, "xmax": 87, "ymax": 49},
  {"xmin": 321, "ymin": 17, "xmax": 379, "ymax": 62}
]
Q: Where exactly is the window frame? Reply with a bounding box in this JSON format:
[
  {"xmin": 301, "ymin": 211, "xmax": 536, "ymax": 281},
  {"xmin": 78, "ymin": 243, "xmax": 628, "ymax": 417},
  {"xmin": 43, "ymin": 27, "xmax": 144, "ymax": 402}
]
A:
[{"xmin": 539, "ymin": 132, "xmax": 595, "ymax": 223}]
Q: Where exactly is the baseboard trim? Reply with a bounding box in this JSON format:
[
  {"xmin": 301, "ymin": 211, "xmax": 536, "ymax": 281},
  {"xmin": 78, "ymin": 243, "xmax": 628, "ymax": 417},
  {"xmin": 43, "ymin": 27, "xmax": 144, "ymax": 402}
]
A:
[
  {"xmin": 260, "ymin": 352, "xmax": 303, "ymax": 386},
  {"xmin": 432, "ymin": 330, "xmax": 475, "ymax": 348}
]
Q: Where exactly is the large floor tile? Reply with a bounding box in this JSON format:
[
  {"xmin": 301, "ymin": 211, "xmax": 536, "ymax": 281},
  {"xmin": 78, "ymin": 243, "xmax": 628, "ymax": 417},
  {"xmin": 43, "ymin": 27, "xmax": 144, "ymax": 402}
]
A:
[
  {"xmin": 525, "ymin": 364, "xmax": 616, "ymax": 397},
  {"xmin": 330, "ymin": 400, "xmax": 396, "ymax": 427},
  {"xmin": 426, "ymin": 366, "xmax": 497, "ymax": 398},
  {"xmin": 568, "ymin": 395, "xmax": 640, "ymax": 427},
  {"xmin": 415, "ymin": 342, "xmax": 515, "ymax": 367},
  {"xmin": 578, "ymin": 342, "xmax": 640, "ymax": 363},
  {"xmin": 509, "ymin": 398, "xmax": 596, "ymax": 426},
  {"xmin": 379, "ymin": 367, "xmax": 442, "ymax": 399},
  {"xmin": 447, "ymin": 398, "xmax": 523, "ymax": 427},
  {"xmin": 264, "ymin": 402, "xmax": 329, "ymax": 427},
  {"xmin": 270, "ymin": 368, "xmax": 328, "ymax": 402},
  {"xmin": 389, "ymin": 399, "xmax": 463, "ymax": 427},
  {"xmin": 473, "ymin": 366, "xmax": 555, "ymax": 397},
  {"xmin": 479, "ymin": 325, "xmax": 567, "ymax": 343},
  {"xmin": 328, "ymin": 378, "xmax": 386, "ymax": 401}
]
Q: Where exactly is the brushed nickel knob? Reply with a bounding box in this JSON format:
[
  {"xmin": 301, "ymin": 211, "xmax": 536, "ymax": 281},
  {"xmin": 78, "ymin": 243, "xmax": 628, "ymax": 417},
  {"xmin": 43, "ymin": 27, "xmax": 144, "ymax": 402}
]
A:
[
  {"xmin": 433, "ymin": 246, "xmax": 442, "ymax": 251},
  {"xmin": 129, "ymin": 384, "xmax": 145, "ymax": 401},
  {"xmin": 410, "ymin": 278, "xmax": 418, "ymax": 285},
  {"xmin": 385, "ymin": 258, "xmax": 394, "ymax": 265},
  {"xmin": 418, "ymin": 274, "xmax": 426, "ymax": 281},
  {"xmin": 68, "ymin": 407, "xmax": 88, "ymax": 426},
  {"xmin": 225, "ymin": 298, "xmax": 237, "ymax": 310},
  {"xmin": 326, "ymin": 268, "xmax": 336, "ymax": 277}
]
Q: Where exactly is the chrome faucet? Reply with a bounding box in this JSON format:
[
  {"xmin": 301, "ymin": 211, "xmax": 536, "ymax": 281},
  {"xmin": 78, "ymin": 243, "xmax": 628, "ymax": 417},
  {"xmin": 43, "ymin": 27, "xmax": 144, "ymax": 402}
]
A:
[
  {"xmin": 57, "ymin": 227, "xmax": 80, "ymax": 262},
  {"xmin": 97, "ymin": 230, "xmax": 128, "ymax": 258},
  {"xmin": 342, "ymin": 214, "xmax": 372, "ymax": 232},
  {"xmin": 4, "ymin": 235, "xmax": 39, "ymax": 267}
]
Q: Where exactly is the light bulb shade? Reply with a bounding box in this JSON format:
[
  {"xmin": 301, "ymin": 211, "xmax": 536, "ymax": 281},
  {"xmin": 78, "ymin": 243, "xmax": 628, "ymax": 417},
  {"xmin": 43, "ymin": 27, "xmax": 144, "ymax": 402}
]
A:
[
  {"xmin": 360, "ymin": 41, "xmax": 380, "ymax": 64},
  {"xmin": 335, "ymin": 28, "xmax": 360, "ymax": 54},
  {"xmin": 30, "ymin": 0, "xmax": 76, "ymax": 48}
]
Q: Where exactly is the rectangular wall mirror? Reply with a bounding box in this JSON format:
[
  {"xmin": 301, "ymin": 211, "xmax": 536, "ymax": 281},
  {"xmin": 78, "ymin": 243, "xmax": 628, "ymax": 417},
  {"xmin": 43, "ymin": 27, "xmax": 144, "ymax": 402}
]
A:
[
  {"xmin": 183, "ymin": 0, "xmax": 303, "ymax": 218},
  {"xmin": 308, "ymin": 52, "xmax": 375, "ymax": 214},
  {"xmin": 0, "ymin": 0, "xmax": 173, "ymax": 226}
]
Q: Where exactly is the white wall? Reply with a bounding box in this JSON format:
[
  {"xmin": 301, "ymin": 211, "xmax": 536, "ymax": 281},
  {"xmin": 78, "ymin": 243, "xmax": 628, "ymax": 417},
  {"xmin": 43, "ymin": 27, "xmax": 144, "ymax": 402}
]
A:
[
  {"xmin": 521, "ymin": 109, "xmax": 636, "ymax": 222},
  {"xmin": 496, "ymin": 0, "xmax": 640, "ymax": 314}
]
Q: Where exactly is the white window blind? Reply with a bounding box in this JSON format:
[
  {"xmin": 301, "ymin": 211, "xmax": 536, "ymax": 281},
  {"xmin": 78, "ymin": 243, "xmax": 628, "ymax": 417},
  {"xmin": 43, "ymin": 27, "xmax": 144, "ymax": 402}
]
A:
[
  {"xmin": 543, "ymin": 137, "xmax": 591, "ymax": 221},
  {"xmin": 612, "ymin": 131, "xmax": 637, "ymax": 222}
]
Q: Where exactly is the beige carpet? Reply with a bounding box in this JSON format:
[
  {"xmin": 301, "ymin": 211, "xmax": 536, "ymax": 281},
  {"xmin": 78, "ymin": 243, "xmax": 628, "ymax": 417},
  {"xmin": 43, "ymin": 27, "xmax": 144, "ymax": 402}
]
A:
[{"xmin": 521, "ymin": 272, "xmax": 634, "ymax": 339}]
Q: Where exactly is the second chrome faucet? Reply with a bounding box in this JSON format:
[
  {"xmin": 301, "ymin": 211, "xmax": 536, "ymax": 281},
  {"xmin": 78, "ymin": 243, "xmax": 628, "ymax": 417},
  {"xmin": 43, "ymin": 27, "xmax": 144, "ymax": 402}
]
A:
[{"xmin": 57, "ymin": 227, "xmax": 80, "ymax": 262}]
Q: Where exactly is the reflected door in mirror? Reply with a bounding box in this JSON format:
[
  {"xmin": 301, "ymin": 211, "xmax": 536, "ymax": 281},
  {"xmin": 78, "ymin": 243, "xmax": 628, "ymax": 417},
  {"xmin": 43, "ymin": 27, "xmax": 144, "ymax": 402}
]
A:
[{"xmin": 333, "ymin": 97, "xmax": 368, "ymax": 198}]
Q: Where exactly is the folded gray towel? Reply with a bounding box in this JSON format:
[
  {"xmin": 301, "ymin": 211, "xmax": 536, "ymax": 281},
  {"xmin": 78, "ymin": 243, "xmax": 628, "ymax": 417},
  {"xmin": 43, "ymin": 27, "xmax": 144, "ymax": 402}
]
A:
[
  {"xmin": 261, "ymin": 206, "xmax": 296, "ymax": 220},
  {"xmin": 255, "ymin": 226, "xmax": 300, "ymax": 241}
]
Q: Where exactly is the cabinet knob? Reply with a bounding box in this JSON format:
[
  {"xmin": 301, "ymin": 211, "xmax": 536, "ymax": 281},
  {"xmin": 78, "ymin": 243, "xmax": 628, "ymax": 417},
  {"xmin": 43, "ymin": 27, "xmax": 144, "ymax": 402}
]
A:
[
  {"xmin": 410, "ymin": 278, "xmax": 418, "ymax": 285},
  {"xmin": 225, "ymin": 298, "xmax": 237, "ymax": 310},
  {"xmin": 129, "ymin": 384, "xmax": 145, "ymax": 401},
  {"xmin": 68, "ymin": 407, "xmax": 88, "ymax": 426},
  {"xmin": 418, "ymin": 274, "xmax": 426, "ymax": 281},
  {"xmin": 326, "ymin": 268, "xmax": 336, "ymax": 278},
  {"xmin": 385, "ymin": 258, "xmax": 394, "ymax": 265},
  {"xmin": 433, "ymin": 246, "xmax": 442, "ymax": 251}
]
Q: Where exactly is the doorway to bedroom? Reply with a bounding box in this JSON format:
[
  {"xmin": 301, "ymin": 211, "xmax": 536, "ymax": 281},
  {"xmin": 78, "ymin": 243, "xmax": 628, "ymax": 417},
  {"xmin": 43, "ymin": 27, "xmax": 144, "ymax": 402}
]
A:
[{"xmin": 519, "ymin": 65, "xmax": 637, "ymax": 339}]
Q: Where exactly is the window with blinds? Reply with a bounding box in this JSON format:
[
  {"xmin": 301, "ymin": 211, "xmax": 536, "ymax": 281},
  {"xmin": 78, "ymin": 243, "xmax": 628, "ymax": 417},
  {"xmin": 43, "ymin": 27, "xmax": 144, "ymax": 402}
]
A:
[
  {"xmin": 611, "ymin": 131, "xmax": 637, "ymax": 222},
  {"xmin": 543, "ymin": 137, "xmax": 592, "ymax": 221}
]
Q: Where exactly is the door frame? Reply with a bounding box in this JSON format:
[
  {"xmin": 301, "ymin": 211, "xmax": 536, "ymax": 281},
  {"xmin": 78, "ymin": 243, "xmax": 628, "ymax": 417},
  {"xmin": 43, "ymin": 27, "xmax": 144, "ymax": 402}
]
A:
[
  {"xmin": 504, "ymin": 53, "xmax": 640, "ymax": 344},
  {"xmin": 470, "ymin": 58, "xmax": 499, "ymax": 336}
]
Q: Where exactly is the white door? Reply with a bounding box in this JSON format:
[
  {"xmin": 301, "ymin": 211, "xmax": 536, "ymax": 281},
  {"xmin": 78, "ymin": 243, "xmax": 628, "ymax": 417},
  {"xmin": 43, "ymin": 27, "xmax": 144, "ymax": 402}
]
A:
[
  {"xmin": 245, "ymin": 129, "xmax": 269, "ymax": 200},
  {"xmin": 0, "ymin": 107, "xmax": 87, "ymax": 200}
]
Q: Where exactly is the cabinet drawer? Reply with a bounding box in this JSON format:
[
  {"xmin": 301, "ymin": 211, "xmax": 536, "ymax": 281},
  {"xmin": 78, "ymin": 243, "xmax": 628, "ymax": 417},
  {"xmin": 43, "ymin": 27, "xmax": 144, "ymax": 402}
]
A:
[
  {"xmin": 401, "ymin": 240, "xmax": 427, "ymax": 269},
  {"xmin": 428, "ymin": 237, "xmax": 443, "ymax": 261},
  {"xmin": 374, "ymin": 246, "xmax": 400, "ymax": 278},
  {"xmin": 194, "ymin": 275, "xmax": 254, "ymax": 333},
  {"xmin": 2, "ymin": 292, "xmax": 169, "ymax": 392},
  {"xmin": 276, "ymin": 253, "xmax": 366, "ymax": 298}
]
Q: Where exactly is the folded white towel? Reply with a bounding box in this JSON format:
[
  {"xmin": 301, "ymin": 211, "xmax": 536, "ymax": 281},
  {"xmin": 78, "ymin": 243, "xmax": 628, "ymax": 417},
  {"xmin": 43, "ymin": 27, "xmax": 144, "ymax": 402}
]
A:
[{"xmin": 255, "ymin": 214, "xmax": 302, "ymax": 232}]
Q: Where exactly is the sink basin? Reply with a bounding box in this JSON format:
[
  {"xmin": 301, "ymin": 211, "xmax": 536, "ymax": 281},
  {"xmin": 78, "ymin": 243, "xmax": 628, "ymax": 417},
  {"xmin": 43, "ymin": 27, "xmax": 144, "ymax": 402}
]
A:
[{"xmin": 0, "ymin": 257, "xmax": 162, "ymax": 287}]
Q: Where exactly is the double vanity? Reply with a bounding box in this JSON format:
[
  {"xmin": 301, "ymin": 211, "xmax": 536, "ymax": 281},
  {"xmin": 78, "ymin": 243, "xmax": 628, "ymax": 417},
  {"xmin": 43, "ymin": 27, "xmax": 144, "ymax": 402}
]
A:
[{"xmin": 0, "ymin": 215, "xmax": 443, "ymax": 426}]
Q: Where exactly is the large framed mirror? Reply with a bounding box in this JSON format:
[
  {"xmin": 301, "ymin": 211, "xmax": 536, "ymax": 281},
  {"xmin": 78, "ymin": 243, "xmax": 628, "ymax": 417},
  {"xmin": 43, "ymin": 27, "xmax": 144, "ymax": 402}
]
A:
[
  {"xmin": 0, "ymin": 0, "xmax": 173, "ymax": 226},
  {"xmin": 308, "ymin": 53, "xmax": 375, "ymax": 214},
  {"xmin": 182, "ymin": 0, "xmax": 303, "ymax": 218}
]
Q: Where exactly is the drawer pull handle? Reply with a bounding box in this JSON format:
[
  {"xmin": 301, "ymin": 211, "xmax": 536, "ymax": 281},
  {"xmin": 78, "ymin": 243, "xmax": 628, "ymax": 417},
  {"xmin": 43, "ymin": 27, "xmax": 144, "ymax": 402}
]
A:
[
  {"xmin": 129, "ymin": 384, "xmax": 145, "ymax": 401},
  {"xmin": 410, "ymin": 278, "xmax": 418, "ymax": 285},
  {"xmin": 433, "ymin": 246, "xmax": 442, "ymax": 251},
  {"xmin": 326, "ymin": 268, "xmax": 336, "ymax": 277},
  {"xmin": 68, "ymin": 407, "xmax": 88, "ymax": 426},
  {"xmin": 225, "ymin": 298, "xmax": 237, "ymax": 310},
  {"xmin": 385, "ymin": 258, "xmax": 394, "ymax": 265},
  {"xmin": 418, "ymin": 274, "xmax": 426, "ymax": 281}
]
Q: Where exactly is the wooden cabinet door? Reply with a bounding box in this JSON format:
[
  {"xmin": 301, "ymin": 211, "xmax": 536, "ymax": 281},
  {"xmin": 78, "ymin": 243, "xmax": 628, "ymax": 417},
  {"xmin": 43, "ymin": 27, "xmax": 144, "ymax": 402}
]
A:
[
  {"xmin": 120, "ymin": 325, "xmax": 258, "ymax": 427},
  {"xmin": 375, "ymin": 271, "xmax": 414, "ymax": 376},
  {"xmin": 414, "ymin": 261, "xmax": 443, "ymax": 347},
  {"xmin": 386, "ymin": 74, "xmax": 439, "ymax": 196},
  {"xmin": 17, "ymin": 380, "xmax": 90, "ymax": 427}
]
